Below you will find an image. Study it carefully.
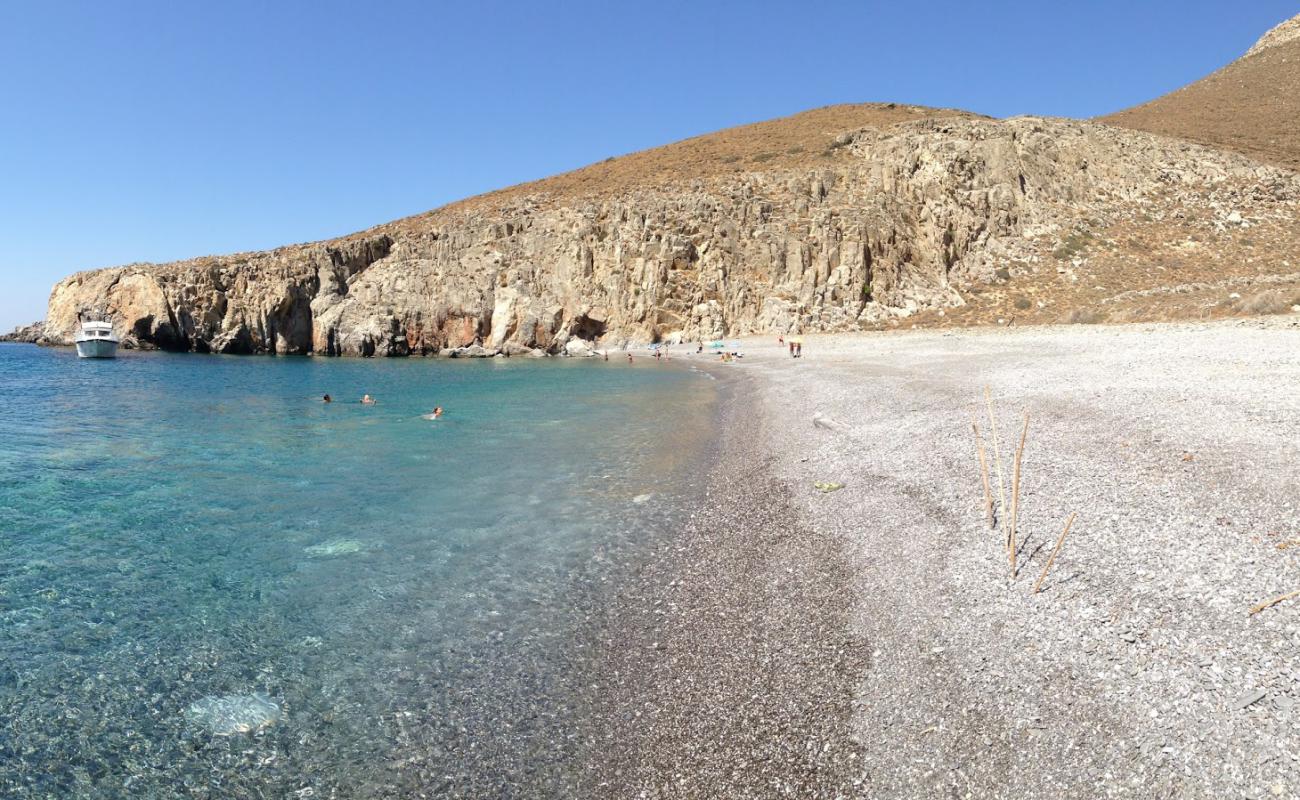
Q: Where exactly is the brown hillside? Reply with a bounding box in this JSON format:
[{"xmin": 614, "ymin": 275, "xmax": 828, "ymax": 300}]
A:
[
  {"xmin": 1100, "ymin": 14, "xmax": 1300, "ymax": 173},
  {"xmin": 391, "ymin": 103, "xmax": 985, "ymax": 227}
]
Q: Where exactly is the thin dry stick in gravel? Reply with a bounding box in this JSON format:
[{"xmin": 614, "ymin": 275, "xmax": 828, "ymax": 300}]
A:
[
  {"xmin": 984, "ymin": 387, "xmax": 1008, "ymax": 539},
  {"xmin": 1009, "ymin": 412, "xmax": 1029, "ymax": 578},
  {"xmin": 972, "ymin": 417, "xmax": 993, "ymax": 527},
  {"xmin": 1034, "ymin": 512, "xmax": 1076, "ymax": 594},
  {"xmin": 1249, "ymin": 587, "xmax": 1300, "ymax": 616}
]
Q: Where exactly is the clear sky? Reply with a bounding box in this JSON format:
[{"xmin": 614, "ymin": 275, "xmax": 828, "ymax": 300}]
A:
[{"xmin": 1, "ymin": 0, "xmax": 1295, "ymax": 330}]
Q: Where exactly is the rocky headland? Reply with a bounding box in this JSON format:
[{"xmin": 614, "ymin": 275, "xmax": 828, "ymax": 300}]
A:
[
  {"xmin": 35, "ymin": 57, "xmax": 1300, "ymax": 356},
  {"xmin": 0, "ymin": 321, "xmax": 45, "ymax": 343}
]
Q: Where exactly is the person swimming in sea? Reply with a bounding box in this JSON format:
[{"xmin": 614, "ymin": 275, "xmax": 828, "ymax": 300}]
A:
[
  {"xmin": 322, "ymin": 394, "xmax": 332, "ymax": 403},
  {"xmin": 361, "ymin": 394, "xmax": 376, "ymax": 405},
  {"xmin": 432, "ymin": 406, "xmax": 443, "ymax": 419}
]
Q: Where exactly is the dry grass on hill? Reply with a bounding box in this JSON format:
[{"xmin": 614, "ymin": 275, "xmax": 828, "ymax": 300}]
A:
[
  {"xmin": 1101, "ymin": 27, "xmax": 1300, "ymax": 173},
  {"xmin": 385, "ymin": 103, "xmax": 983, "ymax": 227},
  {"xmin": 896, "ymin": 203, "xmax": 1300, "ymax": 331}
]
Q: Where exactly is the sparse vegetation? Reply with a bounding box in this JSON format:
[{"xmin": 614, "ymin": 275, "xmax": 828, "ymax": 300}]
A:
[
  {"xmin": 1053, "ymin": 231, "xmax": 1093, "ymax": 261},
  {"xmin": 1065, "ymin": 308, "xmax": 1106, "ymax": 324},
  {"xmin": 1034, "ymin": 513, "xmax": 1077, "ymax": 594},
  {"xmin": 1238, "ymin": 290, "xmax": 1300, "ymax": 315},
  {"xmin": 1013, "ymin": 297, "xmax": 1032, "ymax": 310},
  {"xmin": 1102, "ymin": 23, "xmax": 1300, "ymax": 173}
]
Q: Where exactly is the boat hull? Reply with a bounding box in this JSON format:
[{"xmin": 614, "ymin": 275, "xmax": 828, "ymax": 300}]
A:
[{"xmin": 76, "ymin": 339, "xmax": 119, "ymax": 359}]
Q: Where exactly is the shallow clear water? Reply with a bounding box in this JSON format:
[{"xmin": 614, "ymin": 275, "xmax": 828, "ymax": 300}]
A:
[{"xmin": 0, "ymin": 344, "xmax": 717, "ymax": 797}]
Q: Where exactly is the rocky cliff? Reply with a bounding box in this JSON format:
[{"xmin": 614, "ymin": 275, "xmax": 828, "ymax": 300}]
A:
[
  {"xmin": 0, "ymin": 321, "xmax": 45, "ymax": 343},
  {"xmin": 41, "ymin": 107, "xmax": 1300, "ymax": 355}
]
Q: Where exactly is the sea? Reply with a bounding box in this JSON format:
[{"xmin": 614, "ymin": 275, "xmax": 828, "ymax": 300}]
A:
[{"xmin": 0, "ymin": 343, "xmax": 719, "ymax": 797}]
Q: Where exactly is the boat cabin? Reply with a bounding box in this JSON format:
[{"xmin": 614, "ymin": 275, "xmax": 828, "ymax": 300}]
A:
[{"xmin": 81, "ymin": 321, "xmax": 115, "ymax": 338}]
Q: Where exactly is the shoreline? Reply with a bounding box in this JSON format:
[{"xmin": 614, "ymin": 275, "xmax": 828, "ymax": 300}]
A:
[
  {"xmin": 585, "ymin": 315, "xmax": 1299, "ymax": 797},
  {"xmin": 582, "ymin": 366, "xmax": 870, "ymax": 796}
]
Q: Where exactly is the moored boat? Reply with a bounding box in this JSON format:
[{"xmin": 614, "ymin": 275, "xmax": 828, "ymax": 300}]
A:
[{"xmin": 75, "ymin": 314, "xmax": 120, "ymax": 359}]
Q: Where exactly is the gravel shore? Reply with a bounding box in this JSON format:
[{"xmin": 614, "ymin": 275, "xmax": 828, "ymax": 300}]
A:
[
  {"xmin": 584, "ymin": 371, "xmax": 869, "ymax": 797},
  {"xmin": 591, "ymin": 317, "xmax": 1300, "ymax": 798}
]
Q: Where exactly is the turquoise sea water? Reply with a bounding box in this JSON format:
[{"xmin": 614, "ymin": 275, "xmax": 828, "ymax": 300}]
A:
[{"xmin": 0, "ymin": 344, "xmax": 717, "ymax": 797}]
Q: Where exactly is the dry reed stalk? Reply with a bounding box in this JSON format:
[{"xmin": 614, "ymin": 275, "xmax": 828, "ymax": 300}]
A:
[
  {"xmin": 1033, "ymin": 512, "xmax": 1076, "ymax": 594},
  {"xmin": 972, "ymin": 417, "xmax": 993, "ymax": 527},
  {"xmin": 1249, "ymin": 588, "xmax": 1300, "ymax": 616},
  {"xmin": 984, "ymin": 387, "xmax": 1008, "ymax": 539},
  {"xmin": 1009, "ymin": 412, "xmax": 1029, "ymax": 577}
]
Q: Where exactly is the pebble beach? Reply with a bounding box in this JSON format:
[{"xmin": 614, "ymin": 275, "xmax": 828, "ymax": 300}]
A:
[{"xmin": 592, "ymin": 316, "xmax": 1300, "ymax": 798}]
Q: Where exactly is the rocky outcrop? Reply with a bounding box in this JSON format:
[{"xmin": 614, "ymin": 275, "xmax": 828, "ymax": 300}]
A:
[
  {"xmin": 1245, "ymin": 13, "xmax": 1300, "ymax": 58},
  {"xmin": 0, "ymin": 321, "xmax": 45, "ymax": 343},
  {"xmin": 40, "ymin": 114, "xmax": 1300, "ymax": 355}
]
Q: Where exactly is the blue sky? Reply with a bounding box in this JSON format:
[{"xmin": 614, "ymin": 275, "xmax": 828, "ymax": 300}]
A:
[{"xmin": 1, "ymin": 0, "xmax": 1295, "ymax": 330}]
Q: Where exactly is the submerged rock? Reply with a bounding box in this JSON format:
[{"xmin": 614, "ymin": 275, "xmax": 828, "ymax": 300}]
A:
[
  {"xmin": 185, "ymin": 693, "xmax": 281, "ymax": 735},
  {"xmin": 304, "ymin": 538, "xmax": 367, "ymax": 557}
]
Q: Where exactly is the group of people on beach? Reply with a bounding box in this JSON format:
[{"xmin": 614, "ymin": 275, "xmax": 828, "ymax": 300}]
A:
[
  {"xmin": 320, "ymin": 393, "xmax": 442, "ymax": 418},
  {"xmin": 777, "ymin": 335, "xmax": 803, "ymax": 358}
]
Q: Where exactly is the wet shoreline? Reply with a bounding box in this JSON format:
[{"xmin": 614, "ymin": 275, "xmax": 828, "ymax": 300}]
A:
[{"xmin": 579, "ymin": 369, "xmax": 869, "ymax": 797}]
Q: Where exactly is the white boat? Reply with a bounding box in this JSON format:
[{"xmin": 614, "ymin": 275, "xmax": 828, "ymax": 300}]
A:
[{"xmin": 75, "ymin": 315, "xmax": 120, "ymax": 359}]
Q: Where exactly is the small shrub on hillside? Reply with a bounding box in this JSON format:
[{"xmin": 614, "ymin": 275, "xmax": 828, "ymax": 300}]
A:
[
  {"xmin": 1239, "ymin": 290, "xmax": 1300, "ymax": 316},
  {"xmin": 1053, "ymin": 231, "xmax": 1094, "ymax": 261},
  {"xmin": 1064, "ymin": 308, "xmax": 1106, "ymax": 324},
  {"xmin": 1014, "ymin": 297, "xmax": 1032, "ymax": 310}
]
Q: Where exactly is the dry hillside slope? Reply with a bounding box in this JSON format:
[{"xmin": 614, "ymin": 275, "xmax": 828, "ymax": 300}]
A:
[
  {"xmin": 40, "ymin": 46, "xmax": 1300, "ymax": 355},
  {"xmin": 1101, "ymin": 13, "xmax": 1300, "ymax": 173}
]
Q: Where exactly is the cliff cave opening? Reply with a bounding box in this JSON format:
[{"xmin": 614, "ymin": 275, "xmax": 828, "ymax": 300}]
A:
[{"xmin": 571, "ymin": 314, "xmax": 606, "ymax": 342}]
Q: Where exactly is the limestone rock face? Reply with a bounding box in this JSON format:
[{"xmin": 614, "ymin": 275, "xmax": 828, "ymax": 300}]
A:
[
  {"xmin": 40, "ymin": 116, "xmax": 1300, "ymax": 355},
  {"xmin": 0, "ymin": 321, "xmax": 45, "ymax": 343}
]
